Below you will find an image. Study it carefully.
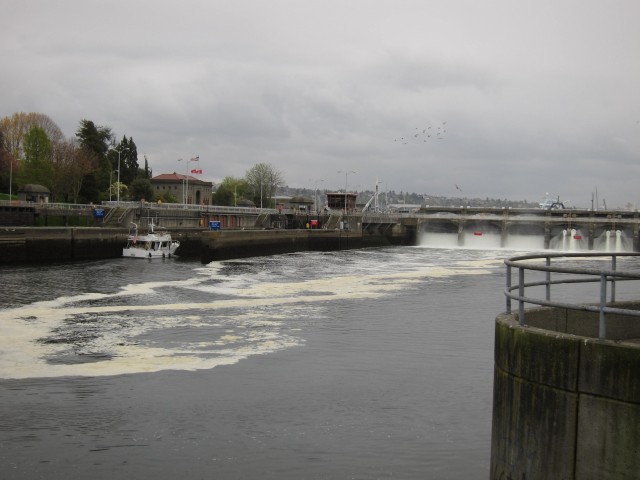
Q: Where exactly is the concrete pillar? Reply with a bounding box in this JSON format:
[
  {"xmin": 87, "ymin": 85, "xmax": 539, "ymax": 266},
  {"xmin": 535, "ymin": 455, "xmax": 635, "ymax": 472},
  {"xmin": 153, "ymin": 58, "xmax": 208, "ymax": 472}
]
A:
[
  {"xmin": 544, "ymin": 223, "xmax": 551, "ymax": 250},
  {"xmin": 501, "ymin": 221, "xmax": 508, "ymax": 248}
]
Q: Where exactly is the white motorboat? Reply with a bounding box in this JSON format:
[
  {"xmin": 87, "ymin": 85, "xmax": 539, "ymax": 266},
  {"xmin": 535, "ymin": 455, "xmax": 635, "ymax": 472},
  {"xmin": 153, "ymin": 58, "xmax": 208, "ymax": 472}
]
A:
[{"xmin": 123, "ymin": 222, "xmax": 180, "ymax": 258}]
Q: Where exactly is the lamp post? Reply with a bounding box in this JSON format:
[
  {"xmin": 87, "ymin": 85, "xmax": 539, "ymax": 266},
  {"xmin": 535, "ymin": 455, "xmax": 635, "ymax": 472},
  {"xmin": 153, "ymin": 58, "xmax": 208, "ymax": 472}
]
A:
[
  {"xmin": 178, "ymin": 156, "xmax": 199, "ymax": 204},
  {"xmin": 9, "ymin": 158, "xmax": 12, "ymax": 199},
  {"xmin": 337, "ymin": 170, "xmax": 355, "ymax": 214},
  {"xmin": 110, "ymin": 170, "xmax": 118, "ymax": 201},
  {"xmin": 309, "ymin": 178, "xmax": 324, "ymax": 213},
  {"xmin": 114, "ymin": 147, "xmax": 129, "ymax": 206}
]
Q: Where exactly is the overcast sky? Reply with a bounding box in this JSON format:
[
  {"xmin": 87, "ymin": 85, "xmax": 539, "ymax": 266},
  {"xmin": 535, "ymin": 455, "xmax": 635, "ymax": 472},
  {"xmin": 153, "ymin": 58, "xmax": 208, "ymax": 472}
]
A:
[{"xmin": 3, "ymin": 0, "xmax": 639, "ymax": 207}]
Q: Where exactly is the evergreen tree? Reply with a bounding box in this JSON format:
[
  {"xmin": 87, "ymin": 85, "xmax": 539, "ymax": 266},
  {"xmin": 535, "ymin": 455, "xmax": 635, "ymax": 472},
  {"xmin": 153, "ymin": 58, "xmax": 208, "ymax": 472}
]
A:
[
  {"xmin": 129, "ymin": 178, "xmax": 154, "ymax": 201},
  {"xmin": 143, "ymin": 154, "xmax": 151, "ymax": 179},
  {"xmin": 76, "ymin": 120, "xmax": 112, "ymax": 156},
  {"xmin": 76, "ymin": 119, "xmax": 113, "ymax": 202},
  {"xmin": 121, "ymin": 136, "xmax": 139, "ymax": 185}
]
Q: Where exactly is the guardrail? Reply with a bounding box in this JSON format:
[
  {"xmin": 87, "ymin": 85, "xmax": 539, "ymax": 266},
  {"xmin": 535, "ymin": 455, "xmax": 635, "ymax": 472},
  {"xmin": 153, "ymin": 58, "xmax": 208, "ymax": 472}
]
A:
[
  {"xmin": 504, "ymin": 252, "xmax": 640, "ymax": 339},
  {"xmin": 0, "ymin": 200, "xmax": 95, "ymax": 210},
  {"xmin": 0, "ymin": 200, "xmax": 278, "ymax": 215}
]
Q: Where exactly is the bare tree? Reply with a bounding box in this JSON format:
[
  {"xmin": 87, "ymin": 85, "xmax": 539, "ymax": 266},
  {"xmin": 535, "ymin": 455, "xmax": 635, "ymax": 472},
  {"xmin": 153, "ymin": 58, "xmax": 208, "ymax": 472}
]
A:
[
  {"xmin": 51, "ymin": 140, "xmax": 98, "ymax": 203},
  {"xmin": 245, "ymin": 163, "xmax": 284, "ymax": 208},
  {"xmin": 0, "ymin": 112, "xmax": 64, "ymax": 159}
]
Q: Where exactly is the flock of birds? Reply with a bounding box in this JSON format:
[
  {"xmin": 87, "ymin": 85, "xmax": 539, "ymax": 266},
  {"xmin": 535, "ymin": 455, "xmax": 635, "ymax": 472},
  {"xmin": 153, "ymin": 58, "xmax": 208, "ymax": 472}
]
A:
[
  {"xmin": 394, "ymin": 121, "xmax": 448, "ymax": 144},
  {"xmin": 392, "ymin": 121, "xmax": 461, "ymax": 193}
]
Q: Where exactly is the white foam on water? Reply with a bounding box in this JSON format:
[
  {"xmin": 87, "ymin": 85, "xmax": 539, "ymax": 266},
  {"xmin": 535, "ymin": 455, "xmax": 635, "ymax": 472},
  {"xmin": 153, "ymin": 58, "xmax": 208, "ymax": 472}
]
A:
[{"xmin": 0, "ymin": 254, "xmax": 500, "ymax": 379}]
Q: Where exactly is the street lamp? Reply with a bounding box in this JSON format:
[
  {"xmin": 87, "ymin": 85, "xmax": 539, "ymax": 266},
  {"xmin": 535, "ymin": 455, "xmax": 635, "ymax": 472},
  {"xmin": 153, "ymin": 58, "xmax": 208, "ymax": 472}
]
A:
[
  {"xmin": 337, "ymin": 170, "xmax": 355, "ymax": 214},
  {"xmin": 109, "ymin": 169, "xmax": 119, "ymax": 201},
  {"xmin": 309, "ymin": 178, "xmax": 324, "ymax": 213},
  {"xmin": 113, "ymin": 147, "xmax": 129, "ymax": 206},
  {"xmin": 178, "ymin": 156, "xmax": 199, "ymax": 204},
  {"xmin": 9, "ymin": 158, "xmax": 13, "ymax": 199}
]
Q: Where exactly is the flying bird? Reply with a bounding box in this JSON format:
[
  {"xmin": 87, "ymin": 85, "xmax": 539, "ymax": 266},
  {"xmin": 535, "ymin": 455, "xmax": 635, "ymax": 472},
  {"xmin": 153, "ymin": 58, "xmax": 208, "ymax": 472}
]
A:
[{"xmin": 455, "ymin": 184, "xmax": 463, "ymax": 192}]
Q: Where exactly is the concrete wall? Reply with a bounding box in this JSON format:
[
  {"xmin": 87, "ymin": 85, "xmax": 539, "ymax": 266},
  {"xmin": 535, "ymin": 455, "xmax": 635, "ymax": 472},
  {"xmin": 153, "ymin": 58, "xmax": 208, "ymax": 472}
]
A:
[
  {"xmin": 0, "ymin": 227, "xmax": 207, "ymax": 263},
  {"xmin": 200, "ymin": 227, "xmax": 413, "ymax": 263},
  {"xmin": 0, "ymin": 224, "xmax": 413, "ymax": 264},
  {"xmin": 491, "ymin": 308, "xmax": 640, "ymax": 479},
  {"xmin": 0, "ymin": 227, "xmax": 129, "ymax": 263}
]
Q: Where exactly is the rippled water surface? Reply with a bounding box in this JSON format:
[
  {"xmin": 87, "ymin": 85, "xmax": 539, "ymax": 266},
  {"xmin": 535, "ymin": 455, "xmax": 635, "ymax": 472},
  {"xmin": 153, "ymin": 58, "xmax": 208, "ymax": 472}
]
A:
[{"xmin": 1, "ymin": 245, "xmax": 511, "ymax": 479}]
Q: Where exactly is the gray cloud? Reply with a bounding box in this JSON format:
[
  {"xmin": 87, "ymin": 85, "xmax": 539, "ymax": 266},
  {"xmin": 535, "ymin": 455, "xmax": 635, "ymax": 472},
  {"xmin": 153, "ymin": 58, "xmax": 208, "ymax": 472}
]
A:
[{"xmin": 3, "ymin": 0, "xmax": 639, "ymax": 207}]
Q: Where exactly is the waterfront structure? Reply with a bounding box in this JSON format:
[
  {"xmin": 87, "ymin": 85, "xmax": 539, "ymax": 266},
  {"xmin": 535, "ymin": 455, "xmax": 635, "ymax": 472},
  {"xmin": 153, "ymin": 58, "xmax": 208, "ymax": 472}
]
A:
[
  {"xmin": 326, "ymin": 192, "xmax": 357, "ymax": 213},
  {"xmin": 151, "ymin": 173, "xmax": 213, "ymax": 205},
  {"xmin": 491, "ymin": 253, "xmax": 640, "ymax": 479},
  {"xmin": 273, "ymin": 195, "xmax": 314, "ymax": 213},
  {"xmin": 17, "ymin": 184, "xmax": 50, "ymax": 203}
]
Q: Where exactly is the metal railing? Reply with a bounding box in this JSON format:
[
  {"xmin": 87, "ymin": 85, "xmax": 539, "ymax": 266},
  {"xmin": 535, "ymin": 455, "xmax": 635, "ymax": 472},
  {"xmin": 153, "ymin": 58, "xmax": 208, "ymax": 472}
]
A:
[
  {"xmin": 0, "ymin": 200, "xmax": 95, "ymax": 210},
  {"xmin": 504, "ymin": 252, "xmax": 640, "ymax": 339},
  {"xmin": 0, "ymin": 200, "xmax": 278, "ymax": 215}
]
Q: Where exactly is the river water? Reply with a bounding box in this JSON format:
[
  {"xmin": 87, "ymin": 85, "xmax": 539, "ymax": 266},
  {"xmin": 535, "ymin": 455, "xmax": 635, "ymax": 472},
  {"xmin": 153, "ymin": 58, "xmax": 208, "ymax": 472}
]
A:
[{"xmin": 0, "ymin": 242, "xmax": 517, "ymax": 479}]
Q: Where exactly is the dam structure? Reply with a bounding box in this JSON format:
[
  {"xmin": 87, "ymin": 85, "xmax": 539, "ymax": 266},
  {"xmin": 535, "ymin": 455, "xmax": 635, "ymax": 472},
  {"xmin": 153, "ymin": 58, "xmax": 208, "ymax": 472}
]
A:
[
  {"xmin": 413, "ymin": 206, "xmax": 640, "ymax": 252},
  {"xmin": 1, "ymin": 201, "xmax": 640, "ymax": 263},
  {"xmin": 491, "ymin": 252, "xmax": 640, "ymax": 479}
]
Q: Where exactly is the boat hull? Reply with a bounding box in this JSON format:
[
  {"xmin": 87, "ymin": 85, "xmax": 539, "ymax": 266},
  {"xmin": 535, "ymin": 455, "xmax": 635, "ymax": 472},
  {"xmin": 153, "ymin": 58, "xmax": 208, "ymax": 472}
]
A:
[{"xmin": 122, "ymin": 243, "xmax": 179, "ymax": 258}]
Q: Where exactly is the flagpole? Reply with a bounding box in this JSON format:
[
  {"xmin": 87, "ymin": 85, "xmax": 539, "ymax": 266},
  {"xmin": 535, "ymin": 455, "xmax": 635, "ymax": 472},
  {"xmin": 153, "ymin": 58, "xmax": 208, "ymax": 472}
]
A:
[{"xmin": 184, "ymin": 155, "xmax": 199, "ymax": 204}]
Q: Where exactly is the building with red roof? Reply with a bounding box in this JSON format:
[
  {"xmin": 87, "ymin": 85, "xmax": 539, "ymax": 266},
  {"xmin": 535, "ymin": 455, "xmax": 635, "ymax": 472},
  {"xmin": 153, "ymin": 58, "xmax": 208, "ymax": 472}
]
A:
[{"xmin": 151, "ymin": 172, "xmax": 213, "ymax": 205}]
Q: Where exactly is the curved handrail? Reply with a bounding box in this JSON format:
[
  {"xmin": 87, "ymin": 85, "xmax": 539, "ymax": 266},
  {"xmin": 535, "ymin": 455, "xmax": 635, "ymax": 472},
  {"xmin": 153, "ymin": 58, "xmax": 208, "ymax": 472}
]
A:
[{"xmin": 504, "ymin": 252, "xmax": 640, "ymax": 339}]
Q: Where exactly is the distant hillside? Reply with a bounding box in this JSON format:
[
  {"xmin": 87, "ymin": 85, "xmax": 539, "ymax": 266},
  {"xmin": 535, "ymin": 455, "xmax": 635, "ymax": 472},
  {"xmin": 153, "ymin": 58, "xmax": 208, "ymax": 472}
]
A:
[{"xmin": 280, "ymin": 186, "xmax": 538, "ymax": 209}]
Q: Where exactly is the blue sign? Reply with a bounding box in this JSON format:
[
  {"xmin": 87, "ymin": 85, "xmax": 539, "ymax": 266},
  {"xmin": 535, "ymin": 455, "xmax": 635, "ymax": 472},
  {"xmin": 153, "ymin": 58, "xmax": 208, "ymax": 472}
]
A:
[
  {"xmin": 93, "ymin": 209, "xmax": 105, "ymax": 218},
  {"xmin": 209, "ymin": 221, "xmax": 221, "ymax": 231}
]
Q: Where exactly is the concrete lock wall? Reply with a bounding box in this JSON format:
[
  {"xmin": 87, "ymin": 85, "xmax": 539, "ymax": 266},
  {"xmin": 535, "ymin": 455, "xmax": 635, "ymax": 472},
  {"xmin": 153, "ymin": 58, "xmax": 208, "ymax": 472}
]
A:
[{"xmin": 490, "ymin": 307, "xmax": 640, "ymax": 479}]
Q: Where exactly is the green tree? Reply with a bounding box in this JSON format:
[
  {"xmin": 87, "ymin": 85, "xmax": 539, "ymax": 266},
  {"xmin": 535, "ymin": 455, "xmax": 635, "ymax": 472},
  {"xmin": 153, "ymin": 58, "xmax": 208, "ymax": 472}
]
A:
[
  {"xmin": 76, "ymin": 120, "xmax": 112, "ymax": 157},
  {"xmin": 17, "ymin": 126, "xmax": 54, "ymax": 188},
  {"xmin": 140, "ymin": 154, "xmax": 152, "ymax": 179},
  {"xmin": 0, "ymin": 131, "xmax": 17, "ymax": 197},
  {"xmin": 0, "ymin": 113, "xmax": 64, "ymax": 197},
  {"xmin": 111, "ymin": 135, "xmax": 139, "ymax": 185},
  {"xmin": 0, "ymin": 112, "xmax": 64, "ymax": 159},
  {"xmin": 129, "ymin": 178, "xmax": 154, "ymax": 201},
  {"xmin": 157, "ymin": 190, "xmax": 178, "ymax": 203},
  {"xmin": 213, "ymin": 176, "xmax": 249, "ymax": 206},
  {"xmin": 245, "ymin": 163, "xmax": 284, "ymax": 208},
  {"xmin": 76, "ymin": 119, "xmax": 113, "ymax": 202}
]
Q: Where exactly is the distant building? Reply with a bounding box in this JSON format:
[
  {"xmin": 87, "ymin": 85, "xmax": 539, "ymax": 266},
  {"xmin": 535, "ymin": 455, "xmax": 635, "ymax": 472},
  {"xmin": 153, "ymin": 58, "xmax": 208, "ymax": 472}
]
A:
[
  {"xmin": 151, "ymin": 173, "xmax": 213, "ymax": 205},
  {"xmin": 17, "ymin": 184, "xmax": 50, "ymax": 203},
  {"xmin": 326, "ymin": 192, "xmax": 358, "ymax": 213},
  {"xmin": 273, "ymin": 195, "xmax": 314, "ymax": 213}
]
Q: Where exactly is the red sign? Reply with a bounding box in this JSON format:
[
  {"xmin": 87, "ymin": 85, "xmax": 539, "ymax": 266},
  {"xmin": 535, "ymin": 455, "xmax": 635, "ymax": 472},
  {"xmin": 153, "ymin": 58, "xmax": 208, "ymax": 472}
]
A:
[{"xmin": 191, "ymin": 169, "xmax": 202, "ymax": 174}]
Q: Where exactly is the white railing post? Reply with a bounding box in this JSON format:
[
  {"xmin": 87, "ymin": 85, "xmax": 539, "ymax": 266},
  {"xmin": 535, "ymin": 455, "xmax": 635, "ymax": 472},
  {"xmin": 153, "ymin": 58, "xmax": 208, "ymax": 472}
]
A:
[
  {"xmin": 599, "ymin": 274, "xmax": 607, "ymax": 340},
  {"xmin": 506, "ymin": 264, "xmax": 512, "ymax": 314},
  {"xmin": 518, "ymin": 267, "xmax": 525, "ymax": 326}
]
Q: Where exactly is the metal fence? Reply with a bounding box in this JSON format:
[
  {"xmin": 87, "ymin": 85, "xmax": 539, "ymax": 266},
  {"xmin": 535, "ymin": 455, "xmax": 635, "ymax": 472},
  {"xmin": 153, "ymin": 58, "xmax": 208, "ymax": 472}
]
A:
[
  {"xmin": 504, "ymin": 252, "xmax": 640, "ymax": 339},
  {"xmin": 0, "ymin": 200, "xmax": 278, "ymax": 215}
]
